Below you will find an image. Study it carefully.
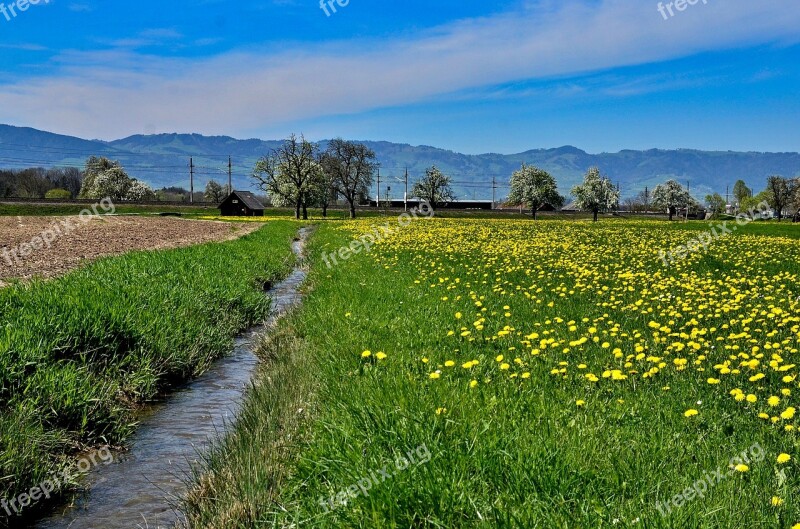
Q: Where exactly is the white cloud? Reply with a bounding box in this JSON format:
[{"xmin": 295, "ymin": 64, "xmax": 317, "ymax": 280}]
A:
[{"xmin": 1, "ymin": 0, "xmax": 799, "ymax": 139}]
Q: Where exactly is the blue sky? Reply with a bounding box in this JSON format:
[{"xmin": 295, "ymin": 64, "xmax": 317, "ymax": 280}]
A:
[{"xmin": 0, "ymin": 0, "xmax": 798, "ymax": 154}]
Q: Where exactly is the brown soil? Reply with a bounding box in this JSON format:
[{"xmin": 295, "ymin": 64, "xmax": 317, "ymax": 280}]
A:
[{"xmin": 0, "ymin": 215, "xmax": 262, "ymax": 284}]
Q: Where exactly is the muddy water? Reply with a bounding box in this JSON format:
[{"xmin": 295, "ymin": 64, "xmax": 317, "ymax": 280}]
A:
[{"xmin": 32, "ymin": 229, "xmax": 309, "ymax": 529}]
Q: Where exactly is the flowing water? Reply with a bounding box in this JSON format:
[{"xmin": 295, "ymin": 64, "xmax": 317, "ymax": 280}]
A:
[{"xmin": 32, "ymin": 228, "xmax": 309, "ymax": 529}]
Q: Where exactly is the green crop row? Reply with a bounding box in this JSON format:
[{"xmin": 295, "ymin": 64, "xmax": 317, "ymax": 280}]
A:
[{"xmin": 0, "ymin": 221, "xmax": 298, "ymax": 514}]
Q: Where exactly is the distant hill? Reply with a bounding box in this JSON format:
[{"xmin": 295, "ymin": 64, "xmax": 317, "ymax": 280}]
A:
[{"xmin": 1, "ymin": 124, "xmax": 798, "ymax": 200}]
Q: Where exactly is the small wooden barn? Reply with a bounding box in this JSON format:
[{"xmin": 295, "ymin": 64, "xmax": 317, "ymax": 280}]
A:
[{"xmin": 218, "ymin": 191, "xmax": 266, "ymax": 217}]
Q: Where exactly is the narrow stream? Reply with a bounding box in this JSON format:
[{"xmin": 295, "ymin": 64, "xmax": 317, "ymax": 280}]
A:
[{"xmin": 32, "ymin": 228, "xmax": 309, "ymax": 529}]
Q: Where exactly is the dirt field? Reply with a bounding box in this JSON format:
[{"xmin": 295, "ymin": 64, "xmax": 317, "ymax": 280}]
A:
[{"xmin": 0, "ymin": 215, "xmax": 262, "ymax": 284}]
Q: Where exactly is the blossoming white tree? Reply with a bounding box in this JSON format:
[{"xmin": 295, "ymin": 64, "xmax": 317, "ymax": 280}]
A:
[
  {"xmin": 570, "ymin": 167, "xmax": 619, "ymax": 222},
  {"xmin": 507, "ymin": 164, "xmax": 563, "ymax": 220}
]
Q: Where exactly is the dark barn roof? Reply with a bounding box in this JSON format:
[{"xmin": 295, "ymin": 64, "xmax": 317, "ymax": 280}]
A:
[{"xmin": 227, "ymin": 191, "xmax": 265, "ymax": 210}]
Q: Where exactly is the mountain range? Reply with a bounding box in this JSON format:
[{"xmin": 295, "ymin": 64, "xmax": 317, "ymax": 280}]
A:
[{"xmin": 1, "ymin": 124, "xmax": 799, "ymax": 201}]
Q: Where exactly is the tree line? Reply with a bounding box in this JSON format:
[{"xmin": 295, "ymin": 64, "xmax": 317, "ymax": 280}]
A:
[
  {"xmin": 0, "ymin": 167, "xmax": 82, "ymax": 199},
  {"xmin": 251, "ymin": 134, "xmax": 459, "ymax": 219},
  {"xmin": 505, "ymin": 165, "xmax": 800, "ymax": 222},
  {"xmin": 0, "ymin": 157, "xmax": 232, "ymax": 203}
]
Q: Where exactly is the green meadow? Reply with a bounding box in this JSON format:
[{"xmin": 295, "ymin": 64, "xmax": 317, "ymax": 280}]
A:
[{"xmin": 185, "ymin": 217, "xmax": 800, "ymax": 529}]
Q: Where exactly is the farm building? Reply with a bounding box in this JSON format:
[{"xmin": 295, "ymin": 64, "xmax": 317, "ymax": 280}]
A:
[{"xmin": 218, "ymin": 191, "xmax": 266, "ymax": 217}]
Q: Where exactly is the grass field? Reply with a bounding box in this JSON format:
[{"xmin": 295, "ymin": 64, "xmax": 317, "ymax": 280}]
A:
[
  {"xmin": 185, "ymin": 217, "xmax": 800, "ymax": 528},
  {"xmin": 0, "ymin": 221, "xmax": 299, "ymax": 520}
]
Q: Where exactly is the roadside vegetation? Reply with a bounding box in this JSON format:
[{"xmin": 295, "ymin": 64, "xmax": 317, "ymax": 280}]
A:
[
  {"xmin": 0, "ymin": 221, "xmax": 298, "ymax": 521},
  {"xmin": 185, "ymin": 217, "xmax": 800, "ymax": 528}
]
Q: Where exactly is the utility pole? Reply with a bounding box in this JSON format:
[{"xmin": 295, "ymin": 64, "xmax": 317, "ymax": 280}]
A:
[
  {"xmin": 725, "ymin": 184, "xmax": 729, "ymax": 212},
  {"xmin": 685, "ymin": 180, "xmax": 690, "ymax": 221},
  {"xmin": 404, "ymin": 166, "xmax": 409, "ymax": 212},
  {"xmin": 376, "ymin": 168, "xmax": 380, "ymax": 208},
  {"xmin": 228, "ymin": 156, "xmax": 233, "ymax": 195},
  {"xmin": 190, "ymin": 157, "xmax": 194, "ymax": 204},
  {"xmin": 644, "ymin": 186, "xmax": 649, "ymax": 213},
  {"xmin": 492, "ymin": 176, "xmax": 496, "ymax": 210}
]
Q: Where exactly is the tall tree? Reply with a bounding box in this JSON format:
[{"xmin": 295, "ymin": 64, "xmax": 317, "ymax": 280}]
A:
[
  {"xmin": 732, "ymin": 180, "xmax": 752, "ymax": 210},
  {"xmin": 252, "ymin": 134, "xmax": 319, "ymax": 220},
  {"xmin": 792, "ymin": 178, "xmax": 800, "ymax": 218},
  {"xmin": 652, "ymin": 179, "xmax": 692, "ymax": 221},
  {"xmin": 320, "ymin": 138, "xmax": 377, "ymax": 219},
  {"xmin": 570, "ymin": 167, "xmax": 619, "ymax": 222},
  {"xmin": 412, "ymin": 166, "xmax": 454, "ymax": 211},
  {"xmin": 311, "ymin": 160, "xmax": 338, "ymax": 218},
  {"xmin": 766, "ymin": 175, "xmax": 792, "ymax": 221},
  {"xmin": 705, "ymin": 193, "xmax": 726, "ymax": 218},
  {"xmin": 507, "ymin": 164, "xmax": 563, "ymax": 220}
]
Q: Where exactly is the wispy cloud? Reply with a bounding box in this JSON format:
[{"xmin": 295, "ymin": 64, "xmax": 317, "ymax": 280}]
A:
[{"xmin": 1, "ymin": 0, "xmax": 798, "ymax": 139}]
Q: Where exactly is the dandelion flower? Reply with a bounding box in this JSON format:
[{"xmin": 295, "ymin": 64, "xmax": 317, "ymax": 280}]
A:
[
  {"xmin": 684, "ymin": 409, "xmax": 699, "ymax": 417},
  {"xmin": 778, "ymin": 453, "xmax": 792, "ymax": 464},
  {"xmin": 361, "ymin": 350, "xmax": 372, "ymax": 358},
  {"xmin": 733, "ymin": 464, "xmax": 749, "ymax": 472}
]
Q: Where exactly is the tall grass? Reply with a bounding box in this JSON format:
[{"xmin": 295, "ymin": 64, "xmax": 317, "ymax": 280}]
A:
[{"xmin": 0, "ymin": 221, "xmax": 298, "ymax": 516}]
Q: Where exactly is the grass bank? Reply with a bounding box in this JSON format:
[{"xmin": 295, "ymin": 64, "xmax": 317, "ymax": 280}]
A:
[
  {"xmin": 185, "ymin": 218, "xmax": 800, "ymax": 528},
  {"xmin": 0, "ymin": 221, "xmax": 298, "ymax": 524}
]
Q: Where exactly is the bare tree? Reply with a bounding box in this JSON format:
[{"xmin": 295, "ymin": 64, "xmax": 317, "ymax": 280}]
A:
[
  {"xmin": 252, "ymin": 134, "xmax": 320, "ymax": 220},
  {"xmin": 320, "ymin": 138, "xmax": 377, "ymax": 219},
  {"xmin": 15, "ymin": 168, "xmax": 51, "ymax": 198}
]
